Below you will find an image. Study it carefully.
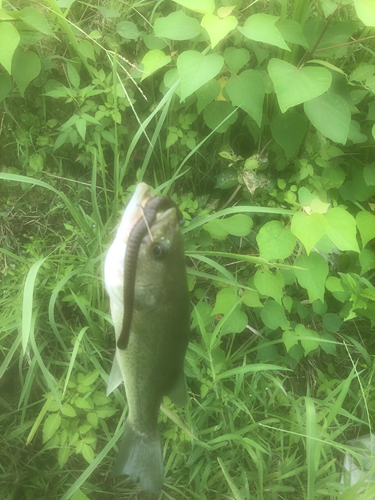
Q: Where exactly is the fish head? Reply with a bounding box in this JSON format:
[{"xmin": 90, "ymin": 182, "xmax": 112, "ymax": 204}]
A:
[{"xmin": 134, "ymin": 207, "xmax": 185, "ymax": 309}]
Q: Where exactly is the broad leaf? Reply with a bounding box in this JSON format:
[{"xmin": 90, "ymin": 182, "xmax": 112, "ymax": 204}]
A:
[
  {"xmin": 226, "ymin": 70, "xmax": 265, "ymax": 126},
  {"xmin": 203, "ymin": 101, "xmax": 237, "ymax": 133},
  {"xmin": 354, "ymin": 0, "xmax": 375, "ymax": 27},
  {"xmin": 21, "ymin": 7, "xmax": 57, "ymax": 38},
  {"xmin": 195, "ymin": 79, "xmax": 221, "ymax": 113},
  {"xmin": 0, "ymin": 21, "xmax": 20, "ymax": 74},
  {"xmin": 238, "ymin": 14, "xmax": 290, "ymax": 51},
  {"xmin": 224, "ymin": 47, "xmax": 250, "ymax": 74},
  {"xmin": 43, "ymin": 413, "xmax": 61, "ymax": 443},
  {"xmin": 294, "ymin": 253, "xmax": 329, "ymax": 303},
  {"xmin": 295, "ymin": 324, "xmax": 319, "ymax": 355},
  {"xmin": 257, "ymin": 220, "xmax": 296, "ymax": 260},
  {"xmin": 304, "ymin": 93, "xmax": 351, "ymax": 144},
  {"xmin": 172, "ymin": 0, "xmax": 215, "ymax": 14},
  {"xmin": 359, "ymin": 249, "xmax": 375, "ymax": 274},
  {"xmin": 154, "ymin": 10, "xmax": 200, "ymax": 40},
  {"xmin": 140, "ymin": 49, "xmax": 171, "ymax": 81},
  {"xmin": 117, "ymin": 21, "xmax": 140, "ymax": 39},
  {"xmin": 276, "ymin": 19, "xmax": 309, "ymax": 49},
  {"xmin": 291, "ymin": 212, "xmax": 328, "ymax": 255},
  {"xmin": 212, "ymin": 288, "xmax": 237, "ymax": 315},
  {"xmin": 204, "ymin": 214, "xmax": 253, "ymax": 239},
  {"xmin": 201, "ymin": 14, "xmax": 238, "ymax": 49},
  {"xmin": 254, "ymin": 269, "xmax": 284, "ymax": 304},
  {"xmin": 356, "ymin": 211, "xmax": 375, "ymax": 248},
  {"xmin": 271, "ymin": 110, "xmax": 307, "ymax": 157},
  {"xmin": 12, "ymin": 49, "xmax": 41, "ymax": 97},
  {"xmin": 260, "ymin": 300, "xmax": 290, "ymax": 330},
  {"xmin": 0, "ymin": 74, "xmax": 11, "ymax": 102},
  {"xmin": 325, "ymin": 208, "xmax": 359, "ymax": 252},
  {"xmin": 178, "ymin": 50, "xmax": 224, "ymax": 101},
  {"xmin": 268, "ymin": 59, "xmax": 332, "ymax": 113},
  {"xmin": 220, "ymin": 309, "xmax": 248, "ymax": 335}
]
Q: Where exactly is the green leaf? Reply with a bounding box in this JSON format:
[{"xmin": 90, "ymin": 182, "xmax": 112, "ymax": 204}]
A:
[
  {"xmin": 117, "ymin": 21, "xmax": 140, "ymax": 39},
  {"xmin": 0, "ymin": 21, "xmax": 20, "ymax": 74},
  {"xmin": 296, "ymin": 325, "xmax": 319, "ymax": 355},
  {"xmin": 242, "ymin": 290, "xmax": 262, "ymax": 308},
  {"xmin": 260, "ymin": 300, "xmax": 290, "ymax": 330},
  {"xmin": 201, "ymin": 14, "xmax": 238, "ymax": 49},
  {"xmin": 350, "ymin": 64, "xmax": 375, "ymax": 82},
  {"xmin": 291, "ymin": 212, "xmax": 328, "ymax": 255},
  {"xmin": 195, "ymin": 78, "xmax": 221, "ymax": 113},
  {"xmin": 321, "ymin": 167, "xmax": 346, "ymax": 190},
  {"xmin": 226, "ymin": 70, "xmax": 265, "ymax": 127},
  {"xmin": 82, "ymin": 369, "xmax": 100, "ymax": 386},
  {"xmin": 268, "ymin": 59, "xmax": 332, "ymax": 113},
  {"xmin": 154, "ymin": 10, "xmax": 200, "ymax": 40},
  {"xmin": 212, "ymin": 288, "xmax": 237, "ymax": 315},
  {"xmin": 140, "ymin": 49, "xmax": 171, "ymax": 82},
  {"xmin": 58, "ymin": 446, "xmax": 71, "ymax": 469},
  {"xmin": 177, "ymin": 50, "xmax": 224, "ymax": 101},
  {"xmin": 43, "ymin": 413, "xmax": 61, "ymax": 443},
  {"xmin": 78, "ymin": 40, "xmax": 95, "ymax": 61},
  {"xmin": 220, "ymin": 309, "xmax": 248, "ymax": 336},
  {"xmin": 75, "ymin": 397, "xmax": 94, "ymax": 410},
  {"xmin": 204, "ymin": 214, "xmax": 253, "ymax": 240},
  {"xmin": 98, "ymin": 7, "xmax": 120, "ymax": 18},
  {"xmin": 75, "ymin": 118, "xmax": 86, "ymax": 141},
  {"xmin": 304, "ymin": 93, "xmax": 351, "ymax": 145},
  {"xmin": 29, "ymin": 153, "xmax": 43, "ymax": 172},
  {"xmin": 325, "ymin": 208, "xmax": 359, "ymax": 252},
  {"xmin": 71, "ymin": 490, "xmax": 90, "ymax": 500},
  {"xmin": 356, "ymin": 211, "xmax": 375, "ymax": 248},
  {"xmin": 320, "ymin": 333, "xmax": 336, "ymax": 356},
  {"xmin": 354, "ymin": 0, "xmax": 375, "ymax": 27},
  {"xmin": 257, "ymin": 220, "xmax": 297, "ymax": 260},
  {"xmin": 322, "ymin": 313, "xmax": 343, "ymax": 332},
  {"xmin": 21, "ymin": 7, "xmax": 57, "ymax": 38},
  {"xmin": 294, "ymin": 253, "xmax": 329, "ymax": 303},
  {"xmin": 271, "ymin": 110, "xmax": 307, "ymax": 157},
  {"xmin": 203, "ymin": 101, "xmax": 237, "ymax": 133},
  {"xmin": 363, "ymin": 164, "xmax": 375, "ymax": 186},
  {"xmin": 95, "ymin": 406, "xmax": 117, "ymax": 418},
  {"xmin": 0, "ymin": 73, "xmax": 11, "ymax": 102},
  {"xmin": 283, "ymin": 330, "xmax": 298, "ymax": 352},
  {"xmin": 81, "ymin": 443, "xmax": 95, "ymax": 464},
  {"xmin": 348, "ymin": 120, "xmax": 367, "ymax": 144},
  {"xmin": 238, "ymin": 14, "xmax": 290, "ymax": 51},
  {"xmin": 276, "ymin": 19, "xmax": 309, "ymax": 49},
  {"xmin": 62, "ymin": 403, "xmax": 76, "ymax": 417},
  {"xmin": 224, "ymin": 47, "xmax": 250, "ymax": 74},
  {"xmin": 359, "ymin": 249, "xmax": 375, "ymax": 274},
  {"xmin": 172, "ymin": 0, "xmax": 215, "ymax": 14},
  {"xmin": 254, "ymin": 269, "xmax": 284, "ymax": 304},
  {"xmin": 12, "ymin": 48, "xmax": 41, "ymax": 98},
  {"xmin": 87, "ymin": 412, "xmax": 99, "ymax": 429},
  {"xmin": 67, "ymin": 62, "xmax": 80, "ymax": 88}
]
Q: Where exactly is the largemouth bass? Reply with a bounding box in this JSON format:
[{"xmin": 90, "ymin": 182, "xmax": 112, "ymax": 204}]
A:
[{"xmin": 104, "ymin": 183, "xmax": 190, "ymax": 494}]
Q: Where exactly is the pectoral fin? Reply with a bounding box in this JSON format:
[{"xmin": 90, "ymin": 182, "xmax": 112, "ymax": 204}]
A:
[
  {"xmin": 166, "ymin": 370, "xmax": 188, "ymax": 407},
  {"xmin": 106, "ymin": 353, "xmax": 123, "ymax": 396}
]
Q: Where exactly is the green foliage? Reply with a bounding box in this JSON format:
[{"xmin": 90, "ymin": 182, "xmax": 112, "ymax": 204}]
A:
[{"xmin": 1, "ymin": 0, "xmax": 375, "ymax": 498}]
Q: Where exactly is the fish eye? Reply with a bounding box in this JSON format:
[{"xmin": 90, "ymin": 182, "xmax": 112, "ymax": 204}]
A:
[{"xmin": 151, "ymin": 242, "xmax": 167, "ymax": 260}]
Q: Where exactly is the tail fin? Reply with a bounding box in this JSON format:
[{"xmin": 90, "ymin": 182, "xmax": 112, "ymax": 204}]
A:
[{"xmin": 112, "ymin": 419, "xmax": 164, "ymax": 494}]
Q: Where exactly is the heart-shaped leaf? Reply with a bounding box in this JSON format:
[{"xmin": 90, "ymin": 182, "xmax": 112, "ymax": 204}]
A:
[
  {"xmin": 140, "ymin": 49, "xmax": 171, "ymax": 82},
  {"xmin": 201, "ymin": 14, "xmax": 238, "ymax": 49},
  {"xmin": 271, "ymin": 110, "xmax": 307, "ymax": 157},
  {"xmin": 257, "ymin": 220, "xmax": 297, "ymax": 260},
  {"xmin": 154, "ymin": 10, "xmax": 201, "ymax": 40},
  {"xmin": 195, "ymin": 79, "xmax": 221, "ymax": 113},
  {"xmin": 172, "ymin": 0, "xmax": 215, "ymax": 14},
  {"xmin": 238, "ymin": 13, "xmax": 290, "ymax": 51},
  {"xmin": 268, "ymin": 59, "xmax": 332, "ymax": 113},
  {"xmin": 304, "ymin": 93, "xmax": 351, "ymax": 144},
  {"xmin": 291, "ymin": 212, "xmax": 328, "ymax": 255},
  {"xmin": 294, "ymin": 253, "xmax": 329, "ymax": 303},
  {"xmin": 203, "ymin": 101, "xmax": 237, "ymax": 132},
  {"xmin": 0, "ymin": 22, "xmax": 20, "ymax": 74},
  {"xmin": 226, "ymin": 69, "xmax": 265, "ymax": 126},
  {"xmin": 224, "ymin": 47, "xmax": 251, "ymax": 74},
  {"xmin": 12, "ymin": 49, "xmax": 41, "ymax": 97},
  {"xmin": 178, "ymin": 50, "xmax": 224, "ymax": 100},
  {"xmin": 325, "ymin": 208, "xmax": 359, "ymax": 252}
]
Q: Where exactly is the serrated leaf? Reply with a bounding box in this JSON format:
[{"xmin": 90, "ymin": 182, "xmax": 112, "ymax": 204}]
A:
[
  {"xmin": 201, "ymin": 14, "xmax": 238, "ymax": 49},
  {"xmin": 58, "ymin": 446, "xmax": 71, "ymax": 468},
  {"xmin": 87, "ymin": 412, "xmax": 98, "ymax": 429},
  {"xmin": 238, "ymin": 14, "xmax": 290, "ymax": 51},
  {"xmin": 43, "ymin": 413, "xmax": 61, "ymax": 443},
  {"xmin": 81, "ymin": 442, "xmax": 94, "ymax": 463},
  {"xmin": 96, "ymin": 406, "xmax": 117, "ymax": 418},
  {"xmin": 294, "ymin": 253, "xmax": 329, "ymax": 303},
  {"xmin": 268, "ymin": 59, "xmax": 332, "ymax": 113},
  {"xmin": 291, "ymin": 212, "xmax": 328, "ymax": 255},
  {"xmin": 62, "ymin": 403, "xmax": 77, "ymax": 417},
  {"xmin": 325, "ymin": 208, "xmax": 359, "ymax": 252},
  {"xmin": 75, "ymin": 397, "xmax": 94, "ymax": 410},
  {"xmin": 0, "ymin": 21, "xmax": 20, "ymax": 74},
  {"xmin": 155, "ymin": 10, "xmax": 200, "ymax": 40},
  {"xmin": 177, "ymin": 50, "xmax": 224, "ymax": 101},
  {"xmin": 82, "ymin": 369, "xmax": 100, "ymax": 386},
  {"xmin": 254, "ymin": 269, "xmax": 284, "ymax": 304}
]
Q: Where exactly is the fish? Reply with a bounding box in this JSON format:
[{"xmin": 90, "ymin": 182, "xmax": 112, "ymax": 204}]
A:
[{"xmin": 104, "ymin": 183, "xmax": 190, "ymax": 494}]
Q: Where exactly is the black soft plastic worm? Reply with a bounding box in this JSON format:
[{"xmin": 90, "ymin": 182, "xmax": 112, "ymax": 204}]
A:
[{"xmin": 117, "ymin": 196, "xmax": 183, "ymax": 350}]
